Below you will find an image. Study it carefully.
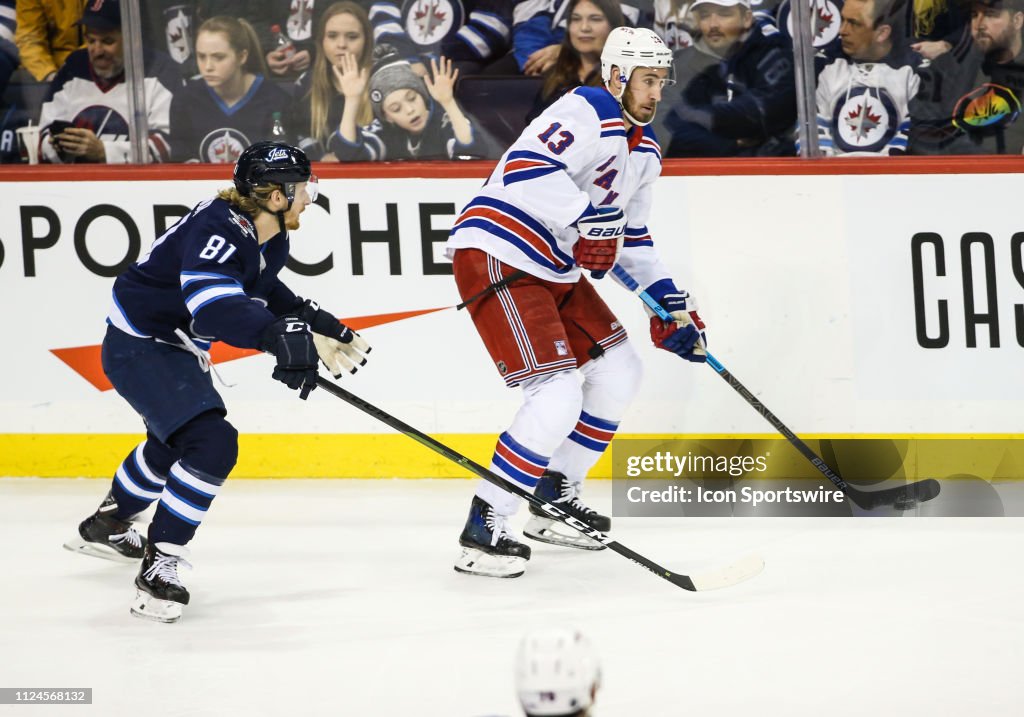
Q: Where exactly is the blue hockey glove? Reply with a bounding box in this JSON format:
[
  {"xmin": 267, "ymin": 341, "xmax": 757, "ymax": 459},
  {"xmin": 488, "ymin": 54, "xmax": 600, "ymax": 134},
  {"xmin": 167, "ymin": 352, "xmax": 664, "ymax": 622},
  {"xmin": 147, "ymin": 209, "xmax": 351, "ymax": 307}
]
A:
[
  {"xmin": 648, "ymin": 283, "xmax": 707, "ymax": 363},
  {"xmin": 260, "ymin": 316, "xmax": 319, "ymax": 398}
]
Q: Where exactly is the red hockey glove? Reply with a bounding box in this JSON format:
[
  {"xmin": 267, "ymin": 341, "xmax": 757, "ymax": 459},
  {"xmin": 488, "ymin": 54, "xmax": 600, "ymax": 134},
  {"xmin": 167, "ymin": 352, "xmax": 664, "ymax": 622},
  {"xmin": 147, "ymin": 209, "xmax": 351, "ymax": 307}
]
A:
[{"xmin": 573, "ymin": 207, "xmax": 625, "ymax": 276}]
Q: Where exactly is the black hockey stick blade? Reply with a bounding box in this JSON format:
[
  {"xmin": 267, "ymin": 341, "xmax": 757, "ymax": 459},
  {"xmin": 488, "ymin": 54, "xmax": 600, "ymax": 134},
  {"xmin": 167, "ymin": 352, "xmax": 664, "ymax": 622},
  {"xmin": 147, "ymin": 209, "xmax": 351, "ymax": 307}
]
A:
[
  {"xmin": 314, "ymin": 376, "xmax": 764, "ymax": 592},
  {"xmin": 706, "ymin": 356, "xmax": 941, "ymax": 511},
  {"xmin": 849, "ymin": 478, "xmax": 942, "ymax": 511},
  {"xmin": 610, "ymin": 265, "xmax": 941, "ymax": 512}
]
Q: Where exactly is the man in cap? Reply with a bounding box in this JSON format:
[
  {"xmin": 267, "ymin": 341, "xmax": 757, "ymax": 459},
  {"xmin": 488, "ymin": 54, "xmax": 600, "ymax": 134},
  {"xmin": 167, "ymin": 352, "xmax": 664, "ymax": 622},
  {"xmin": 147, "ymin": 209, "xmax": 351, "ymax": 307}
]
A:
[
  {"xmin": 910, "ymin": 0, "xmax": 1024, "ymax": 152},
  {"xmin": 37, "ymin": 0, "xmax": 179, "ymax": 163},
  {"xmin": 658, "ymin": 0, "xmax": 798, "ymax": 156}
]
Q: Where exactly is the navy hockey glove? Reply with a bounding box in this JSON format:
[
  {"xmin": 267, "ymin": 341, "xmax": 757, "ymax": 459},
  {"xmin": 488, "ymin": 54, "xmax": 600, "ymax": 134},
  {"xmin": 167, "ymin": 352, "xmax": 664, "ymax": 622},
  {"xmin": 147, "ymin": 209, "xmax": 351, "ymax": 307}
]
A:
[
  {"xmin": 648, "ymin": 283, "xmax": 707, "ymax": 363},
  {"xmin": 298, "ymin": 299, "xmax": 372, "ymax": 378},
  {"xmin": 574, "ymin": 207, "xmax": 625, "ymax": 278},
  {"xmin": 260, "ymin": 316, "xmax": 319, "ymax": 399}
]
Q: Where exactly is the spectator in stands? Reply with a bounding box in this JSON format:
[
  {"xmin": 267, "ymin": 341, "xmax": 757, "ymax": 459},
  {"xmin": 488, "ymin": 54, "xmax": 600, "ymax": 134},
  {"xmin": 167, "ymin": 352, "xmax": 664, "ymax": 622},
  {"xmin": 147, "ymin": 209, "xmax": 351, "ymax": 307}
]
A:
[
  {"xmin": 1, "ymin": 0, "xmax": 17, "ymax": 95},
  {"xmin": 654, "ymin": 0, "xmax": 696, "ymax": 51},
  {"xmin": 908, "ymin": 0, "xmax": 972, "ymax": 60},
  {"xmin": 773, "ymin": 0, "xmax": 844, "ymax": 74},
  {"xmin": 530, "ymin": 0, "xmax": 625, "ymax": 118},
  {"xmin": 38, "ymin": 0, "xmax": 177, "ymax": 163},
  {"xmin": 14, "ymin": 0, "xmax": 85, "ymax": 82},
  {"xmin": 169, "ymin": 16, "xmax": 291, "ymax": 162},
  {"xmin": 258, "ymin": 0, "xmax": 315, "ymax": 80},
  {"xmin": 331, "ymin": 45, "xmax": 490, "ymax": 159},
  {"xmin": 658, "ymin": 0, "xmax": 798, "ymax": 156},
  {"xmin": 438, "ymin": 0, "xmax": 516, "ymax": 75},
  {"xmin": 910, "ymin": 0, "xmax": 1024, "ymax": 153},
  {"xmin": 258, "ymin": 0, "xmax": 427, "ymax": 81},
  {"xmin": 814, "ymin": 0, "xmax": 921, "ymax": 155},
  {"xmin": 290, "ymin": 1, "xmax": 373, "ymax": 160},
  {"xmin": 520, "ymin": 0, "xmax": 655, "ymax": 77},
  {"xmin": 142, "ymin": 1, "xmax": 254, "ymax": 79}
]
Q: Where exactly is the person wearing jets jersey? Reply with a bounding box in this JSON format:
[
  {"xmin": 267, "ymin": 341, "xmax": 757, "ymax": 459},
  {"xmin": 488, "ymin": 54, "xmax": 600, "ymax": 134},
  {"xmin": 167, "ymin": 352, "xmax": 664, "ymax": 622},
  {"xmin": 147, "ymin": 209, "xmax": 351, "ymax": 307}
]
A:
[
  {"xmin": 63, "ymin": 141, "xmax": 371, "ymax": 623},
  {"xmin": 445, "ymin": 26, "xmax": 707, "ymax": 579}
]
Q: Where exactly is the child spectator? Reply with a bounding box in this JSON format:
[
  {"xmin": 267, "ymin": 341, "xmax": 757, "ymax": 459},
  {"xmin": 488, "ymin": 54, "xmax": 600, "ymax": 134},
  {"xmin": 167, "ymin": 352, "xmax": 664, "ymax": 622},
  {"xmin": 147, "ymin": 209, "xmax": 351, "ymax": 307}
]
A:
[
  {"xmin": 169, "ymin": 16, "xmax": 291, "ymax": 162},
  {"xmin": 330, "ymin": 45, "xmax": 492, "ymax": 160},
  {"xmin": 290, "ymin": 1, "xmax": 374, "ymax": 160}
]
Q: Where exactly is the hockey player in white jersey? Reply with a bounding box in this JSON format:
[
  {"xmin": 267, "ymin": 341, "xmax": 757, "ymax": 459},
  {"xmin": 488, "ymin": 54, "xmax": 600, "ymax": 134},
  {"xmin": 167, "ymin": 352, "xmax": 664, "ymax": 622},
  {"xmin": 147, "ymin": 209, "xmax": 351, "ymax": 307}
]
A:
[{"xmin": 446, "ymin": 26, "xmax": 707, "ymax": 578}]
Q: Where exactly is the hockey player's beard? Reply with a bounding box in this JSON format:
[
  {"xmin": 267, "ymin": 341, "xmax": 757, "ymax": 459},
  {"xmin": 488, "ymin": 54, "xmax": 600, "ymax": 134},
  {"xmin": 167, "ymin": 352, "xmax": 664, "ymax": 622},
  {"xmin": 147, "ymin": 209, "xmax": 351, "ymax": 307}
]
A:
[
  {"xmin": 622, "ymin": 92, "xmax": 656, "ymax": 125},
  {"xmin": 281, "ymin": 204, "xmax": 303, "ymax": 231}
]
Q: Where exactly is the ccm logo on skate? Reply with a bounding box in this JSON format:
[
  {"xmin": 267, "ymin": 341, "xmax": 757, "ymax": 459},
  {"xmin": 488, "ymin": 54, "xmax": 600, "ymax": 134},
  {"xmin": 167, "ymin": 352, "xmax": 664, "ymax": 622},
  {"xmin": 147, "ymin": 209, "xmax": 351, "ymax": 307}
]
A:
[{"xmin": 538, "ymin": 502, "xmax": 612, "ymax": 543}]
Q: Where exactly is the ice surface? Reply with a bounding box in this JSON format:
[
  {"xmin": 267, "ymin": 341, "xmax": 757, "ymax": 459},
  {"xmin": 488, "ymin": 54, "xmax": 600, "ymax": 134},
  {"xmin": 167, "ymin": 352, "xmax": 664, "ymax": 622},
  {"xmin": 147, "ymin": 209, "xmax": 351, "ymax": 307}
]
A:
[{"xmin": 2, "ymin": 478, "xmax": 1022, "ymax": 716}]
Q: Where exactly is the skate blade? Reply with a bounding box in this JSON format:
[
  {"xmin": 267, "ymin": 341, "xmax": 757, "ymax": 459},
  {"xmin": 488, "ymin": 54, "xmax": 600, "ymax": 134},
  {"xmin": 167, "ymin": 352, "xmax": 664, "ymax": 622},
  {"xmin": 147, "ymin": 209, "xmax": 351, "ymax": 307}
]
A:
[
  {"xmin": 523, "ymin": 515, "xmax": 606, "ymax": 551},
  {"xmin": 63, "ymin": 537, "xmax": 141, "ymax": 564},
  {"xmin": 453, "ymin": 547, "xmax": 526, "ymax": 578},
  {"xmin": 130, "ymin": 590, "xmax": 184, "ymax": 623}
]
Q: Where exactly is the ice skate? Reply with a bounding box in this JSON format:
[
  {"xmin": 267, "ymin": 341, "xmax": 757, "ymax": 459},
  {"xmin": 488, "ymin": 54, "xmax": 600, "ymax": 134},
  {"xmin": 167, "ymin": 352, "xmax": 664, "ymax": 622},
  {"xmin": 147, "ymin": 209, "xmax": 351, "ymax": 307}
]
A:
[
  {"xmin": 131, "ymin": 542, "xmax": 191, "ymax": 623},
  {"xmin": 524, "ymin": 471, "xmax": 609, "ymax": 550},
  {"xmin": 63, "ymin": 492, "xmax": 146, "ymax": 563},
  {"xmin": 455, "ymin": 496, "xmax": 531, "ymax": 578}
]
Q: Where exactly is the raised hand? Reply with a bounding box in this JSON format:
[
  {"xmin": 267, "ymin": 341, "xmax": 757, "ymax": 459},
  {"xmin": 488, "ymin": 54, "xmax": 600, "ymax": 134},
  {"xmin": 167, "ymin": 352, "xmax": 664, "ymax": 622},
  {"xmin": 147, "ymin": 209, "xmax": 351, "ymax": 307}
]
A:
[
  {"xmin": 424, "ymin": 56, "xmax": 459, "ymax": 107},
  {"xmin": 334, "ymin": 52, "xmax": 368, "ymax": 99}
]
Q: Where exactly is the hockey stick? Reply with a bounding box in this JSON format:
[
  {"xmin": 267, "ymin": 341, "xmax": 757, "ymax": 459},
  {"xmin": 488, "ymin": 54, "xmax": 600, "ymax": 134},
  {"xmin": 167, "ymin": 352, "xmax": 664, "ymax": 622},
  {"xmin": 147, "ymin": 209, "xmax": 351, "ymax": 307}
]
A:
[
  {"xmin": 610, "ymin": 265, "xmax": 941, "ymax": 511},
  {"xmin": 314, "ymin": 376, "xmax": 764, "ymax": 592}
]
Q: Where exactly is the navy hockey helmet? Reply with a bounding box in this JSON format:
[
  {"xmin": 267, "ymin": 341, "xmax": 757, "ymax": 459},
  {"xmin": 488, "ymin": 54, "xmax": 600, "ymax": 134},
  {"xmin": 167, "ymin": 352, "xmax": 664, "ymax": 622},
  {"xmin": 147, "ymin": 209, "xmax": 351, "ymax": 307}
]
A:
[{"xmin": 233, "ymin": 141, "xmax": 312, "ymax": 208}]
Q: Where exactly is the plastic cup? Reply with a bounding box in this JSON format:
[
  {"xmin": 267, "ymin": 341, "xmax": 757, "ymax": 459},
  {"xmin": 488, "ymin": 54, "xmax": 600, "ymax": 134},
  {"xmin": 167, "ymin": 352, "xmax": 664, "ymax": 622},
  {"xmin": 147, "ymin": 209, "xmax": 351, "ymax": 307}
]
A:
[{"xmin": 16, "ymin": 125, "xmax": 41, "ymax": 164}]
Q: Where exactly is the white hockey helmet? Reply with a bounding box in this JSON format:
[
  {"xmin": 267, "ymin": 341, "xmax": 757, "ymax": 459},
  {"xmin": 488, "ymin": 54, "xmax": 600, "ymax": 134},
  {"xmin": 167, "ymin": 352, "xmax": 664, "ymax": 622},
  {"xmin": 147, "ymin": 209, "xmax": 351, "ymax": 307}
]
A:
[
  {"xmin": 600, "ymin": 26, "xmax": 673, "ymax": 89},
  {"xmin": 515, "ymin": 628, "xmax": 601, "ymax": 717}
]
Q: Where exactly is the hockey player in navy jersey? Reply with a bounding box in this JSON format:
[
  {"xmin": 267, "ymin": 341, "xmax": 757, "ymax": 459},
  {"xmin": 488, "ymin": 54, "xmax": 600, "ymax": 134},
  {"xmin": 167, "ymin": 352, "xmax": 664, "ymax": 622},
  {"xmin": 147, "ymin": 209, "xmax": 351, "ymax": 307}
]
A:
[
  {"xmin": 446, "ymin": 27, "xmax": 707, "ymax": 578},
  {"xmin": 63, "ymin": 141, "xmax": 371, "ymax": 623}
]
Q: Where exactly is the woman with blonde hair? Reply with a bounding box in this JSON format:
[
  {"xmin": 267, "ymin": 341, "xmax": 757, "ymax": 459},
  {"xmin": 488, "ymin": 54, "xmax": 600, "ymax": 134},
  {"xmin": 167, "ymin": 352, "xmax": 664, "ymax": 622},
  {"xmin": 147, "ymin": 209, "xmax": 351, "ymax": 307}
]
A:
[
  {"xmin": 169, "ymin": 16, "xmax": 292, "ymax": 163},
  {"xmin": 290, "ymin": 1, "xmax": 374, "ymax": 160}
]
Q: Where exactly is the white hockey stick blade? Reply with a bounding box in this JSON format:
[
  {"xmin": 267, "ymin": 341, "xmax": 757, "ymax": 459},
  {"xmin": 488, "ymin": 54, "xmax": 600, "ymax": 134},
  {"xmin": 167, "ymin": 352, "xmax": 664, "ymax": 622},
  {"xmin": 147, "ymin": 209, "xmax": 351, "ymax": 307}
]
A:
[{"xmin": 689, "ymin": 554, "xmax": 765, "ymax": 591}]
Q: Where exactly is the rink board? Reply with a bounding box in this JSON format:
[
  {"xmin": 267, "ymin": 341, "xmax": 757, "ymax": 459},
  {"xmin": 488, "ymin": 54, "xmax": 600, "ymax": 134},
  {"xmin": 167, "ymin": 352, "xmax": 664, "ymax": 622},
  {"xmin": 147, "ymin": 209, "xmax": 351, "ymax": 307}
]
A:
[{"xmin": 1, "ymin": 159, "xmax": 1021, "ymax": 477}]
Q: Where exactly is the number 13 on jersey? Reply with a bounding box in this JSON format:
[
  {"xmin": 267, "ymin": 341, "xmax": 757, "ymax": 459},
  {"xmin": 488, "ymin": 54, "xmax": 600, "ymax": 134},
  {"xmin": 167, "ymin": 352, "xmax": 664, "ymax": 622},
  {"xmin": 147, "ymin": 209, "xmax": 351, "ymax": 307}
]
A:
[{"xmin": 537, "ymin": 122, "xmax": 575, "ymax": 155}]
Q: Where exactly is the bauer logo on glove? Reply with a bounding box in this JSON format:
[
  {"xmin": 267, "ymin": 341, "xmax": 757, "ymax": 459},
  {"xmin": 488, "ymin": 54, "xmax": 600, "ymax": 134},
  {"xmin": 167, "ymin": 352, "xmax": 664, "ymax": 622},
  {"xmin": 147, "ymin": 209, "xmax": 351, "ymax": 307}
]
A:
[{"xmin": 574, "ymin": 206, "xmax": 626, "ymax": 275}]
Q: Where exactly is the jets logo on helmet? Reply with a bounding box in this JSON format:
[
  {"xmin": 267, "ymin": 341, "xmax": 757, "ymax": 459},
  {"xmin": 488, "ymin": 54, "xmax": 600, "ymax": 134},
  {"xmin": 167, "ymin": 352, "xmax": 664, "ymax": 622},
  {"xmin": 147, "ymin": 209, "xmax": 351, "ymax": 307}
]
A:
[{"xmin": 233, "ymin": 141, "xmax": 312, "ymax": 209}]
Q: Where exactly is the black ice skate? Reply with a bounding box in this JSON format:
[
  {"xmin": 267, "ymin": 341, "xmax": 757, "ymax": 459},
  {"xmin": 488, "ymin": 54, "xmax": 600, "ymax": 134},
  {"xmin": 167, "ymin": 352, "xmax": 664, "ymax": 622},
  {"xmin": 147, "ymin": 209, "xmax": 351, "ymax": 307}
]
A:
[
  {"xmin": 454, "ymin": 495, "xmax": 531, "ymax": 578},
  {"xmin": 62, "ymin": 492, "xmax": 146, "ymax": 563},
  {"xmin": 131, "ymin": 542, "xmax": 191, "ymax": 623},
  {"xmin": 524, "ymin": 471, "xmax": 609, "ymax": 550}
]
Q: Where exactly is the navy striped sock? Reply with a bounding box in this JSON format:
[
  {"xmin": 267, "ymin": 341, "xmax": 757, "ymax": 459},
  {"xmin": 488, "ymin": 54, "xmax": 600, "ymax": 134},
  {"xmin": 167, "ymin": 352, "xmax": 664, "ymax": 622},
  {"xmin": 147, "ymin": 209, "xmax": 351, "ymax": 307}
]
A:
[{"xmin": 149, "ymin": 460, "xmax": 225, "ymax": 546}]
